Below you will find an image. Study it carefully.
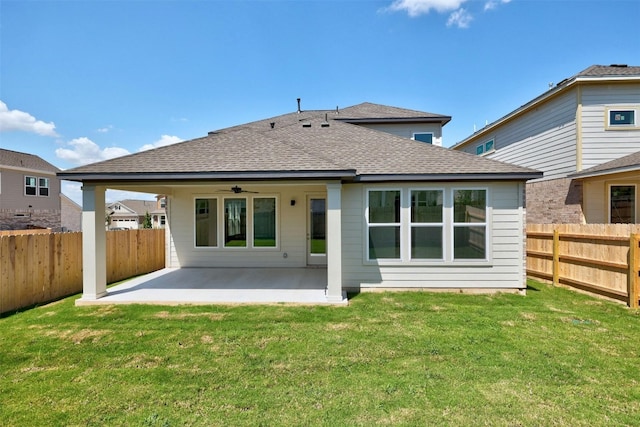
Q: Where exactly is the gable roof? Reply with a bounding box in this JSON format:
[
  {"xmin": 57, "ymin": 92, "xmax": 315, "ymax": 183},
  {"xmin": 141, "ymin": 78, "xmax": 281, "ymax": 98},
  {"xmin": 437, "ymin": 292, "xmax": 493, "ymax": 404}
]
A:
[
  {"xmin": 58, "ymin": 102, "xmax": 540, "ymax": 183},
  {"xmin": 570, "ymin": 150, "xmax": 640, "ymax": 179},
  {"xmin": 0, "ymin": 148, "xmax": 60, "ymax": 174},
  {"xmin": 452, "ymin": 64, "xmax": 640, "ymax": 150}
]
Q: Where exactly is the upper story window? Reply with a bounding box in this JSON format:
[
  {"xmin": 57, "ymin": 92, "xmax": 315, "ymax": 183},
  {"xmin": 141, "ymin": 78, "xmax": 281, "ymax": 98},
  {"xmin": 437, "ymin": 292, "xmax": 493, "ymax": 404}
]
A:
[
  {"xmin": 413, "ymin": 133, "xmax": 433, "ymax": 144},
  {"xmin": 476, "ymin": 139, "xmax": 495, "ymax": 156},
  {"xmin": 606, "ymin": 107, "xmax": 639, "ymax": 129},
  {"xmin": 25, "ymin": 176, "xmax": 50, "ymax": 197}
]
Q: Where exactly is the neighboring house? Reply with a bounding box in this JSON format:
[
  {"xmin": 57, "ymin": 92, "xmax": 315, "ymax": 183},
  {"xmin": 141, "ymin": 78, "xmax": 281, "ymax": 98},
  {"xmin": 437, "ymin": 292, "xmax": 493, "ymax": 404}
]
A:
[
  {"xmin": 59, "ymin": 102, "xmax": 541, "ymax": 303},
  {"xmin": 451, "ymin": 64, "xmax": 640, "ymax": 224},
  {"xmin": 0, "ymin": 148, "xmax": 62, "ymax": 230},
  {"xmin": 106, "ymin": 198, "xmax": 166, "ymax": 230},
  {"xmin": 569, "ymin": 150, "xmax": 640, "ymax": 223},
  {"xmin": 61, "ymin": 193, "xmax": 82, "ymax": 231}
]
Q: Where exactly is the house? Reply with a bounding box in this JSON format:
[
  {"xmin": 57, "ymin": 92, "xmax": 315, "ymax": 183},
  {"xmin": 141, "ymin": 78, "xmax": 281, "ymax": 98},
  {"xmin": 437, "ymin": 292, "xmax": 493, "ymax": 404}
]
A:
[
  {"xmin": 106, "ymin": 197, "xmax": 166, "ymax": 230},
  {"xmin": 451, "ymin": 65, "xmax": 640, "ymax": 224},
  {"xmin": 0, "ymin": 148, "xmax": 62, "ymax": 230},
  {"xmin": 569, "ymin": 150, "xmax": 640, "ymax": 223},
  {"xmin": 61, "ymin": 193, "xmax": 82, "ymax": 232},
  {"xmin": 58, "ymin": 102, "xmax": 541, "ymax": 304}
]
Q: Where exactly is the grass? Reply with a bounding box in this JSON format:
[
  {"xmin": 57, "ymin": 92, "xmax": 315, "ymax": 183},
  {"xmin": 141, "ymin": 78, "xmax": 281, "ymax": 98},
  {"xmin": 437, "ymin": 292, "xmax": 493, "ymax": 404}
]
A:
[{"xmin": 1, "ymin": 280, "xmax": 639, "ymax": 426}]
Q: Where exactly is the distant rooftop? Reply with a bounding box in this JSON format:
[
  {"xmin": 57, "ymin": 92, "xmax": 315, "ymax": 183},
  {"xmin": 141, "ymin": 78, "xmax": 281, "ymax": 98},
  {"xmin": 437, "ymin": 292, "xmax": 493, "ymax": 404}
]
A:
[{"xmin": 0, "ymin": 148, "xmax": 60, "ymax": 173}]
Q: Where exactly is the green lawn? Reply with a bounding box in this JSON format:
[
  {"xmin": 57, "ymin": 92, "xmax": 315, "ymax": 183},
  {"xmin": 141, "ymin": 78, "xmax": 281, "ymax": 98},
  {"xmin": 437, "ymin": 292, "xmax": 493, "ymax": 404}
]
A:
[{"xmin": 1, "ymin": 280, "xmax": 639, "ymax": 426}]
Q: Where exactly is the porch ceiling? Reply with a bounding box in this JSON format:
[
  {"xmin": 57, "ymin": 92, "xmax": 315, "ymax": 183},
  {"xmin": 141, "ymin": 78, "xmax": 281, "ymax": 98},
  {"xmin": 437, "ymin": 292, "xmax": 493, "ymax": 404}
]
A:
[{"xmin": 75, "ymin": 267, "xmax": 348, "ymax": 306}]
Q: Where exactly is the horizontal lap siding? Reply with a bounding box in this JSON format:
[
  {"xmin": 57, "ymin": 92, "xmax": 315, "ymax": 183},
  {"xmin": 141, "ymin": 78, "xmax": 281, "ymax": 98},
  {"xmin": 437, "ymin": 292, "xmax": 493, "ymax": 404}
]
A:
[
  {"xmin": 168, "ymin": 184, "xmax": 325, "ymax": 268},
  {"xmin": 581, "ymin": 84, "xmax": 640, "ymax": 170},
  {"xmin": 341, "ymin": 182, "xmax": 525, "ymax": 290}
]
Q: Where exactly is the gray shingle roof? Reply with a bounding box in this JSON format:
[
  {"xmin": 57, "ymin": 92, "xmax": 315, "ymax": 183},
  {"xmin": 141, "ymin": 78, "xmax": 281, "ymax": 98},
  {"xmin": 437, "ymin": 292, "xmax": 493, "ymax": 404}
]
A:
[
  {"xmin": 571, "ymin": 150, "xmax": 640, "ymax": 178},
  {"xmin": 59, "ymin": 102, "xmax": 540, "ymax": 182},
  {"xmin": 574, "ymin": 64, "xmax": 640, "ymax": 78},
  {"xmin": 0, "ymin": 148, "xmax": 60, "ymax": 173}
]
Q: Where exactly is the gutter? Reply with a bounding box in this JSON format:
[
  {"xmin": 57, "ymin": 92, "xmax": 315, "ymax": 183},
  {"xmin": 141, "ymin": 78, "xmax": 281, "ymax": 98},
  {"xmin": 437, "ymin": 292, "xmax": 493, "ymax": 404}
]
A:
[{"xmin": 57, "ymin": 170, "xmax": 358, "ymax": 182}]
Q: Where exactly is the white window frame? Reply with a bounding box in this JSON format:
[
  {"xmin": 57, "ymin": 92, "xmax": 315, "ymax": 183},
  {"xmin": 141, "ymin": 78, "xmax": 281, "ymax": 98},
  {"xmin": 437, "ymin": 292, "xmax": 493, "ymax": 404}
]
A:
[
  {"xmin": 252, "ymin": 196, "xmax": 279, "ymax": 249},
  {"xmin": 412, "ymin": 132, "xmax": 434, "ymax": 144},
  {"xmin": 605, "ymin": 106, "xmax": 639, "ymax": 130},
  {"xmin": 24, "ymin": 175, "xmax": 51, "ymax": 197},
  {"xmin": 409, "ymin": 188, "xmax": 445, "ymax": 261},
  {"xmin": 608, "ymin": 184, "xmax": 636, "ymax": 224},
  {"xmin": 38, "ymin": 177, "xmax": 49, "ymax": 196},
  {"xmin": 194, "ymin": 197, "xmax": 219, "ymax": 248},
  {"xmin": 365, "ymin": 188, "xmax": 403, "ymax": 262},
  {"xmin": 451, "ymin": 188, "xmax": 489, "ymax": 262},
  {"xmin": 194, "ymin": 194, "xmax": 279, "ymax": 250},
  {"xmin": 364, "ymin": 186, "xmax": 492, "ymax": 265},
  {"xmin": 25, "ymin": 176, "xmax": 37, "ymax": 196},
  {"xmin": 476, "ymin": 139, "xmax": 495, "ymax": 156}
]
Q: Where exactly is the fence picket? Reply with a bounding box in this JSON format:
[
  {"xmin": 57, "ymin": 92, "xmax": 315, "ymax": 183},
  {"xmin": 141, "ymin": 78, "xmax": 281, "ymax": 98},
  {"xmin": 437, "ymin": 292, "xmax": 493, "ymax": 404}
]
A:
[{"xmin": 0, "ymin": 229, "xmax": 165, "ymax": 314}]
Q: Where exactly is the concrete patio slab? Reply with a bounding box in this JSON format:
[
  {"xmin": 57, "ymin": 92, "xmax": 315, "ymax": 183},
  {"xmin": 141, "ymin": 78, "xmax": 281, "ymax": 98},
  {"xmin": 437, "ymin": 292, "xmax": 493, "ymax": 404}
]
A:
[{"xmin": 75, "ymin": 267, "xmax": 348, "ymax": 306}]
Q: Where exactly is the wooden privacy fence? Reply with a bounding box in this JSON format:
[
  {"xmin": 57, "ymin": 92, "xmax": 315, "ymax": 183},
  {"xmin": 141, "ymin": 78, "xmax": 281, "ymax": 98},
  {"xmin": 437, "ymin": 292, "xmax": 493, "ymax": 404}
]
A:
[
  {"xmin": 0, "ymin": 229, "xmax": 165, "ymax": 314},
  {"xmin": 527, "ymin": 224, "xmax": 640, "ymax": 308}
]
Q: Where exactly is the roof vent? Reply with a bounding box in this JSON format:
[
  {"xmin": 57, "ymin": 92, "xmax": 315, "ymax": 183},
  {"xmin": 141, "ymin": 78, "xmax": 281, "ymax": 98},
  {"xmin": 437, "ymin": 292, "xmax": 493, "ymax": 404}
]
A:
[
  {"xmin": 270, "ymin": 122, "xmax": 275, "ymax": 129},
  {"xmin": 321, "ymin": 122, "xmax": 330, "ymax": 128},
  {"xmin": 297, "ymin": 98, "xmax": 301, "ymax": 113},
  {"xmin": 610, "ymin": 64, "xmax": 628, "ymax": 67},
  {"xmin": 302, "ymin": 122, "xmax": 311, "ymax": 128}
]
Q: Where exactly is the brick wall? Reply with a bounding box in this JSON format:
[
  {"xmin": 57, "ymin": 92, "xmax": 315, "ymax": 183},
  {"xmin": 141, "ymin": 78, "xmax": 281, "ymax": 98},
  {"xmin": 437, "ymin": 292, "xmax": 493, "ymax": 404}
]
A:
[
  {"xmin": 526, "ymin": 177, "xmax": 584, "ymax": 224},
  {"xmin": 0, "ymin": 208, "xmax": 62, "ymax": 231}
]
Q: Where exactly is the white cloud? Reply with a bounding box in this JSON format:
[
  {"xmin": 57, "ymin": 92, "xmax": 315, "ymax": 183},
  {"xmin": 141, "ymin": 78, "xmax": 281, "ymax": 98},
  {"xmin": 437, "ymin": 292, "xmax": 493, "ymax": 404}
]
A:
[
  {"xmin": 0, "ymin": 100, "xmax": 58, "ymax": 136},
  {"xmin": 388, "ymin": 0, "xmax": 467, "ymax": 17},
  {"xmin": 484, "ymin": 0, "xmax": 510, "ymax": 11},
  {"xmin": 56, "ymin": 137, "xmax": 130, "ymax": 166},
  {"xmin": 138, "ymin": 134, "xmax": 183, "ymax": 152},
  {"xmin": 97, "ymin": 125, "xmax": 114, "ymax": 133},
  {"xmin": 447, "ymin": 8, "xmax": 473, "ymax": 28}
]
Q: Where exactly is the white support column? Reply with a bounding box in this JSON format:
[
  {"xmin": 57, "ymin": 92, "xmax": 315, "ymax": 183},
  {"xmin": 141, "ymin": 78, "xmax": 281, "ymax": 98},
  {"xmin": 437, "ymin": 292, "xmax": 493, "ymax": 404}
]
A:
[
  {"xmin": 80, "ymin": 185, "xmax": 107, "ymax": 300},
  {"xmin": 326, "ymin": 183, "xmax": 344, "ymax": 303}
]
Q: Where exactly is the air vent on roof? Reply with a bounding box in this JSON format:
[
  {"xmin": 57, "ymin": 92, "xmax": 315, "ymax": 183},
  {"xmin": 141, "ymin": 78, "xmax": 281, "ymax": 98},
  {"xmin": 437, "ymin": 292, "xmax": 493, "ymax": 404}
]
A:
[
  {"xmin": 610, "ymin": 64, "xmax": 628, "ymax": 68},
  {"xmin": 270, "ymin": 122, "xmax": 275, "ymax": 129},
  {"xmin": 297, "ymin": 98, "xmax": 301, "ymax": 113},
  {"xmin": 302, "ymin": 122, "xmax": 311, "ymax": 128}
]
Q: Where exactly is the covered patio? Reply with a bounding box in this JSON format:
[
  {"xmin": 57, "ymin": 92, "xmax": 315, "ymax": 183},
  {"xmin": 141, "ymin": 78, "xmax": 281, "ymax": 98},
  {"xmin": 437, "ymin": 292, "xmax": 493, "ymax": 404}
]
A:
[{"xmin": 75, "ymin": 267, "xmax": 348, "ymax": 306}]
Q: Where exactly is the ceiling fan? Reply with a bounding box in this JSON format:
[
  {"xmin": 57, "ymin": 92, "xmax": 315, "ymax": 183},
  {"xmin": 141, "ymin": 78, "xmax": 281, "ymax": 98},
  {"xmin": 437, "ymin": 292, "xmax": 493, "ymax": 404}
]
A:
[{"xmin": 226, "ymin": 185, "xmax": 259, "ymax": 194}]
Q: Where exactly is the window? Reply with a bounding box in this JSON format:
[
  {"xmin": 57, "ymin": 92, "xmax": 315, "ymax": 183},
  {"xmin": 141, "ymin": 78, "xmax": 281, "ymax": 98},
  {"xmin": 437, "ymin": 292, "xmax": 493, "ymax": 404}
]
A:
[
  {"xmin": 609, "ymin": 110, "xmax": 635, "ymax": 126},
  {"xmin": 367, "ymin": 190, "xmax": 401, "ymax": 260},
  {"xmin": 38, "ymin": 178, "xmax": 49, "ymax": 196},
  {"xmin": 24, "ymin": 176, "xmax": 50, "ymax": 197},
  {"xmin": 366, "ymin": 187, "xmax": 490, "ymax": 264},
  {"xmin": 195, "ymin": 198, "xmax": 217, "ymax": 247},
  {"xmin": 410, "ymin": 190, "xmax": 443, "ymax": 259},
  {"xmin": 25, "ymin": 176, "xmax": 37, "ymax": 195},
  {"xmin": 476, "ymin": 139, "xmax": 494, "ymax": 156},
  {"xmin": 453, "ymin": 190, "xmax": 487, "ymax": 259},
  {"xmin": 413, "ymin": 133, "xmax": 433, "ymax": 144},
  {"xmin": 610, "ymin": 185, "xmax": 635, "ymax": 223},
  {"xmin": 253, "ymin": 197, "xmax": 276, "ymax": 247},
  {"xmin": 224, "ymin": 198, "xmax": 246, "ymax": 247}
]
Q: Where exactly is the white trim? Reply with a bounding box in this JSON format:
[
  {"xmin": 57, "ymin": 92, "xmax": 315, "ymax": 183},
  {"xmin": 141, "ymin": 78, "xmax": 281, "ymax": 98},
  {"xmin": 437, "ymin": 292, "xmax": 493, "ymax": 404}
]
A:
[
  {"xmin": 604, "ymin": 105, "xmax": 639, "ymax": 130},
  {"xmin": 451, "ymin": 187, "xmax": 490, "ymax": 262},
  {"xmin": 608, "ymin": 183, "xmax": 636, "ymax": 224}
]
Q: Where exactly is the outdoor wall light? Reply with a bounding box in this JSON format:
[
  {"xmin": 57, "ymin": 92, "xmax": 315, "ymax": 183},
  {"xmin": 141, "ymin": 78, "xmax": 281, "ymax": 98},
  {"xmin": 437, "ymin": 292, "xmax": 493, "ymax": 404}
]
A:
[{"xmin": 290, "ymin": 199, "xmax": 296, "ymax": 206}]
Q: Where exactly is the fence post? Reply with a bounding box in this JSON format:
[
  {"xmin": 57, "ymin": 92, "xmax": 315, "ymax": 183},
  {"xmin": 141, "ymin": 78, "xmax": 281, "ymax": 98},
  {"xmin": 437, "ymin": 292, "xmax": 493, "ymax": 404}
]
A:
[
  {"xmin": 552, "ymin": 228, "xmax": 560, "ymax": 286},
  {"xmin": 629, "ymin": 234, "xmax": 639, "ymax": 309}
]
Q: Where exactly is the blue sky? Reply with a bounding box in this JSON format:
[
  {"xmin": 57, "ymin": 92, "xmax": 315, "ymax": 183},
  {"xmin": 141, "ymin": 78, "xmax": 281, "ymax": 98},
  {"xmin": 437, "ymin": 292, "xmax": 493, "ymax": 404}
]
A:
[{"xmin": 1, "ymin": 0, "xmax": 639, "ymax": 204}]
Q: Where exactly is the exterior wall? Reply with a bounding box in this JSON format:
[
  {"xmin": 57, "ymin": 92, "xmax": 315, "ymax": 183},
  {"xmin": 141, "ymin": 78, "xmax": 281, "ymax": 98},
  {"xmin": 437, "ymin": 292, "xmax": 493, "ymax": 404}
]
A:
[
  {"xmin": 341, "ymin": 181, "xmax": 527, "ymax": 291},
  {"xmin": 167, "ymin": 183, "xmax": 326, "ymax": 268},
  {"xmin": 61, "ymin": 195, "xmax": 82, "ymax": 232},
  {"xmin": 0, "ymin": 167, "xmax": 61, "ymax": 230},
  {"xmin": 525, "ymin": 177, "xmax": 584, "ymax": 223},
  {"xmin": 582, "ymin": 170, "xmax": 640, "ymax": 224},
  {"xmin": 581, "ymin": 83, "xmax": 640, "ymax": 170},
  {"xmin": 456, "ymin": 90, "xmax": 578, "ymax": 181},
  {"xmin": 358, "ymin": 123, "xmax": 444, "ymax": 146}
]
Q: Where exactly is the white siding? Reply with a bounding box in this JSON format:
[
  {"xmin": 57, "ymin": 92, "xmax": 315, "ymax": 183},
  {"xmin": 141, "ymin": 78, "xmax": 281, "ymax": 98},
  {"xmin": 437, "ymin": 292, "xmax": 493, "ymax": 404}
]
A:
[
  {"xmin": 581, "ymin": 83, "xmax": 640, "ymax": 170},
  {"xmin": 167, "ymin": 183, "xmax": 325, "ymax": 268},
  {"xmin": 341, "ymin": 182, "xmax": 526, "ymax": 290},
  {"xmin": 582, "ymin": 171, "xmax": 640, "ymax": 224},
  {"xmin": 458, "ymin": 91, "xmax": 578, "ymax": 181},
  {"xmin": 358, "ymin": 123, "xmax": 444, "ymax": 146}
]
